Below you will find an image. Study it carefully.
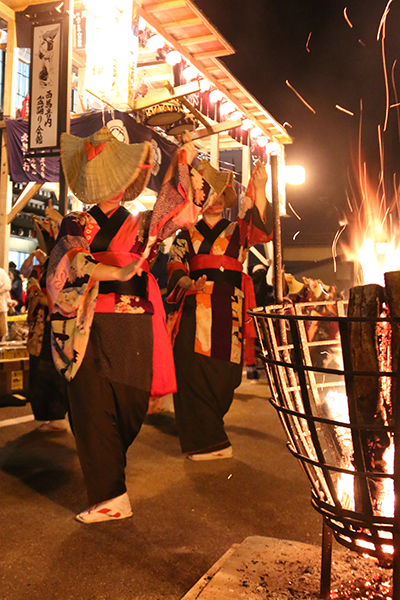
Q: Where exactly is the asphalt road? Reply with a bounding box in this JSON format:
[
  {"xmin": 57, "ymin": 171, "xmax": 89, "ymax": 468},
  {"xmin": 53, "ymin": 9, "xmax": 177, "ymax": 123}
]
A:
[{"xmin": 0, "ymin": 378, "xmax": 321, "ymax": 600}]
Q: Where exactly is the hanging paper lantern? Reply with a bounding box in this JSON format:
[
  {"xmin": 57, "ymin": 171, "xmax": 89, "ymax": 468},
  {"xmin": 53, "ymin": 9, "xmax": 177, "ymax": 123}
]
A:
[
  {"xmin": 209, "ymin": 89, "xmax": 223, "ymax": 103},
  {"xmin": 250, "ymin": 126, "xmax": 262, "ymax": 139},
  {"xmin": 242, "ymin": 118, "xmax": 254, "ymax": 131},
  {"xmin": 165, "ymin": 50, "xmax": 181, "ymax": 65},
  {"xmin": 257, "ymin": 136, "xmax": 269, "ymax": 147},
  {"xmin": 199, "ymin": 78, "xmax": 211, "ymax": 92},
  {"xmin": 183, "ymin": 65, "xmax": 198, "ymax": 80},
  {"xmin": 147, "ymin": 34, "xmax": 164, "ymax": 52}
]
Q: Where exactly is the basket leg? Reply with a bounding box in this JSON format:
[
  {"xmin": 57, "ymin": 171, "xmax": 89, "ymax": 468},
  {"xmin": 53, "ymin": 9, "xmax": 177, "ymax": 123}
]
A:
[{"xmin": 320, "ymin": 518, "xmax": 333, "ymax": 599}]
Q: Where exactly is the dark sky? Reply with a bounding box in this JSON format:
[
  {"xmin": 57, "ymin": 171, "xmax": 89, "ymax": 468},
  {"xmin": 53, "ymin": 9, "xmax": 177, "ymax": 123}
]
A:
[{"xmin": 194, "ymin": 0, "xmax": 400, "ymax": 238}]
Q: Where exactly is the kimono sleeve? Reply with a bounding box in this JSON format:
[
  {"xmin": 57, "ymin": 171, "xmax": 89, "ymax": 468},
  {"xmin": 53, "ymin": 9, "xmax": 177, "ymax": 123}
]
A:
[
  {"xmin": 166, "ymin": 231, "xmax": 191, "ymax": 305},
  {"xmin": 46, "ymin": 212, "xmax": 100, "ymax": 380}
]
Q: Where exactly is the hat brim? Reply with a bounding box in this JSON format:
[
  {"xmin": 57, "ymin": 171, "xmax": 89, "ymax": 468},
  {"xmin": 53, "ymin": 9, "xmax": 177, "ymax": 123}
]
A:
[
  {"xmin": 195, "ymin": 160, "xmax": 237, "ymax": 208},
  {"xmin": 61, "ymin": 128, "xmax": 154, "ymax": 205}
]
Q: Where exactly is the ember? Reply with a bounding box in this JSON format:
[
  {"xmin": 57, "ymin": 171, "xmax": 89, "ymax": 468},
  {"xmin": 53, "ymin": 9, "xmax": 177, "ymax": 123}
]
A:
[{"xmin": 330, "ymin": 574, "xmax": 392, "ymax": 600}]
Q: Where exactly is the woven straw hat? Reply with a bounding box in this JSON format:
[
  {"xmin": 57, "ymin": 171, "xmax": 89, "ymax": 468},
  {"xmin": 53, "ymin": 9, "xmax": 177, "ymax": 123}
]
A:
[
  {"xmin": 194, "ymin": 159, "xmax": 237, "ymax": 208},
  {"xmin": 60, "ymin": 127, "xmax": 154, "ymax": 204},
  {"xmin": 285, "ymin": 273, "xmax": 304, "ymax": 296}
]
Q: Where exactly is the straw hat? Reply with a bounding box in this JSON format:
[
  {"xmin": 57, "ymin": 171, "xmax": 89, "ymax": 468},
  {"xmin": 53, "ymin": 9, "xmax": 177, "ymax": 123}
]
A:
[
  {"xmin": 285, "ymin": 273, "xmax": 304, "ymax": 296},
  {"xmin": 60, "ymin": 126, "xmax": 154, "ymax": 204},
  {"xmin": 194, "ymin": 159, "xmax": 237, "ymax": 208}
]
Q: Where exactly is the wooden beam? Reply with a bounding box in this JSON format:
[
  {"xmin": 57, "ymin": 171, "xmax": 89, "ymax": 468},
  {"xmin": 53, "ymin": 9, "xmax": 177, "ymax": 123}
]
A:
[
  {"xmin": 133, "ymin": 80, "xmax": 200, "ymax": 111},
  {"xmin": 139, "ymin": 5, "xmax": 285, "ymax": 142},
  {"xmin": 145, "ymin": 0, "xmax": 186, "ymax": 12},
  {"xmin": 0, "ymin": 1, "xmax": 15, "ymax": 22},
  {"xmin": 7, "ymin": 183, "xmax": 43, "ymax": 224},
  {"xmin": 0, "ymin": 17, "xmax": 17, "ymax": 269},
  {"xmin": 163, "ymin": 17, "xmax": 202, "ymax": 29},
  {"xmin": 193, "ymin": 49, "xmax": 233, "ymax": 60},
  {"xmin": 179, "ymin": 34, "xmax": 216, "ymax": 46},
  {"xmin": 191, "ymin": 118, "xmax": 242, "ymax": 141}
]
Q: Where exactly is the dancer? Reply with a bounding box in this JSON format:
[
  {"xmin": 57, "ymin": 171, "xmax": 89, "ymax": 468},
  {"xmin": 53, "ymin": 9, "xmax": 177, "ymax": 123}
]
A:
[
  {"xmin": 167, "ymin": 161, "xmax": 272, "ymax": 460},
  {"xmin": 47, "ymin": 127, "xmax": 201, "ymax": 522}
]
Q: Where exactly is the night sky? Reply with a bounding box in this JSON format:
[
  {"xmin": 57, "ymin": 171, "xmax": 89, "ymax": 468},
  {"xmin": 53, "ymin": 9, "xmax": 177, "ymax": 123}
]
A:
[{"xmin": 194, "ymin": 0, "xmax": 400, "ymax": 239}]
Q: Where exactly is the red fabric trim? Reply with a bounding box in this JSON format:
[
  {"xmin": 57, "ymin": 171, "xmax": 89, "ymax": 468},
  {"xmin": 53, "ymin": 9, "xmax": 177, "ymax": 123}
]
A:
[
  {"xmin": 85, "ymin": 141, "xmax": 105, "ymax": 161},
  {"xmin": 189, "ymin": 254, "xmax": 242, "ymax": 272},
  {"xmin": 242, "ymin": 272, "xmax": 257, "ymax": 366}
]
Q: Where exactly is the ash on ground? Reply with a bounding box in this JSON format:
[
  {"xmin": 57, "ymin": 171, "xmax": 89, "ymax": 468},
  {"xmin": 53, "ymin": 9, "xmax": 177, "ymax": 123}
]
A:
[{"xmin": 219, "ymin": 537, "xmax": 392, "ymax": 600}]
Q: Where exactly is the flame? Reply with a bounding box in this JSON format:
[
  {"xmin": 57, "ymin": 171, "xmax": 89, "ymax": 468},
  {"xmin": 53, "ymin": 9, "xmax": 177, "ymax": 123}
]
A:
[
  {"xmin": 381, "ymin": 437, "xmax": 395, "ymax": 518},
  {"xmin": 342, "ymin": 164, "xmax": 400, "ymax": 286}
]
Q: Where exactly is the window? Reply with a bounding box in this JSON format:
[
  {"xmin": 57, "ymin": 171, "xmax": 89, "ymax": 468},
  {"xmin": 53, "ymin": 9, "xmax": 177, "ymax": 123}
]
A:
[
  {"xmin": 0, "ymin": 50, "xmax": 5, "ymax": 111},
  {"xmin": 16, "ymin": 60, "xmax": 30, "ymax": 110}
]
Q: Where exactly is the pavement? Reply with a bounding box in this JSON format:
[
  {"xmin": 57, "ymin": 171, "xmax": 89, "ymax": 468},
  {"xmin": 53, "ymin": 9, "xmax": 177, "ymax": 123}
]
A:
[{"xmin": 0, "ymin": 376, "xmax": 348, "ymax": 600}]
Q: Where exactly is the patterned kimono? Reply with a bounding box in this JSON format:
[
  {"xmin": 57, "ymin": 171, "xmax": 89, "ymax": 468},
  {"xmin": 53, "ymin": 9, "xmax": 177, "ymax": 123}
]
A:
[
  {"xmin": 167, "ymin": 204, "xmax": 272, "ymax": 455},
  {"xmin": 27, "ymin": 260, "xmax": 68, "ymax": 422},
  {"xmin": 46, "ymin": 151, "xmax": 208, "ymax": 504}
]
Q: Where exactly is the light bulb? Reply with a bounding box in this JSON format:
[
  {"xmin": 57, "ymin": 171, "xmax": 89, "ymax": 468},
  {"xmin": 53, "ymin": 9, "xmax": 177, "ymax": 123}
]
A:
[
  {"xmin": 165, "ymin": 50, "xmax": 181, "ymax": 65},
  {"xmin": 257, "ymin": 136, "xmax": 269, "ymax": 147},
  {"xmin": 266, "ymin": 141, "xmax": 279, "ymax": 155},
  {"xmin": 209, "ymin": 89, "xmax": 223, "ymax": 103},
  {"xmin": 220, "ymin": 101, "xmax": 236, "ymax": 116},
  {"xmin": 250, "ymin": 127, "xmax": 262, "ymax": 139},
  {"xmin": 242, "ymin": 118, "xmax": 253, "ymax": 131},
  {"xmin": 147, "ymin": 34, "xmax": 164, "ymax": 52},
  {"xmin": 183, "ymin": 65, "xmax": 198, "ymax": 81},
  {"xmin": 231, "ymin": 110, "xmax": 243, "ymax": 121},
  {"xmin": 199, "ymin": 79, "xmax": 210, "ymax": 92}
]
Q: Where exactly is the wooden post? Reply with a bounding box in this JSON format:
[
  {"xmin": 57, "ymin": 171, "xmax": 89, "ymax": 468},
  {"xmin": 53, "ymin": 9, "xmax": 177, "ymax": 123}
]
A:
[
  {"xmin": 271, "ymin": 153, "xmax": 283, "ymax": 304},
  {"xmin": 210, "ymin": 133, "xmax": 219, "ymax": 169},
  {"xmin": 58, "ymin": 0, "xmax": 73, "ymax": 215},
  {"xmin": 0, "ymin": 16, "xmax": 17, "ymax": 270}
]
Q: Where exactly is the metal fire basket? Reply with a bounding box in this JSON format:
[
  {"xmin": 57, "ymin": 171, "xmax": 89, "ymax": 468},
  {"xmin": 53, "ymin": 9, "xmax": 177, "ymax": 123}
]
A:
[{"xmin": 249, "ymin": 300, "xmax": 400, "ymax": 599}]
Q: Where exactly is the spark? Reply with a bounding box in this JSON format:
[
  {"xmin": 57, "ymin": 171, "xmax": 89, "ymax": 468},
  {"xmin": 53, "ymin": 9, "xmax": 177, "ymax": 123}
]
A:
[
  {"xmin": 285, "ymin": 80, "xmax": 316, "ymax": 114},
  {"xmin": 345, "ymin": 191, "xmax": 354, "ymax": 213},
  {"xmin": 377, "ymin": 0, "xmax": 393, "ymax": 131},
  {"xmin": 228, "ymin": 474, "xmax": 232, "ymax": 479},
  {"xmin": 283, "ymin": 121, "xmax": 292, "ymax": 129},
  {"xmin": 319, "ymin": 283, "xmax": 329, "ymax": 297},
  {"xmin": 55, "ymin": 2, "xmax": 64, "ymax": 12},
  {"xmin": 335, "ymin": 104, "xmax": 354, "ymax": 116},
  {"xmin": 306, "ymin": 32, "xmax": 312, "ymax": 53},
  {"xmin": 288, "ymin": 202, "xmax": 302, "ymax": 220},
  {"xmin": 343, "ymin": 7, "xmax": 353, "ymax": 28},
  {"xmin": 391, "ymin": 60, "xmax": 400, "ymax": 141},
  {"xmin": 358, "ymin": 39, "xmax": 366, "ymax": 46},
  {"xmin": 293, "ymin": 231, "xmax": 300, "ymax": 241},
  {"xmin": 332, "ymin": 223, "xmax": 347, "ymax": 273}
]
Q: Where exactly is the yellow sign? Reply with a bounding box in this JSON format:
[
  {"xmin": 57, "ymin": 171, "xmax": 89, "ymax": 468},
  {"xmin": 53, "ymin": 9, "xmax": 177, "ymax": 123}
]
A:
[{"xmin": 11, "ymin": 370, "xmax": 24, "ymax": 391}]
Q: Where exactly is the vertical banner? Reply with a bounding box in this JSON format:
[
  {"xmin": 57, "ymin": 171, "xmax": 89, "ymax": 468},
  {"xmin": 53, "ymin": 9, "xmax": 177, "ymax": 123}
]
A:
[
  {"xmin": 29, "ymin": 21, "xmax": 62, "ymax": 150},
  {"xmin": 73, "ymin": 9, "xmax": 86, "ymax": 50},
  {"xmin": 128, "ymin": 3, "xmax": 140, "ymax": 108}
]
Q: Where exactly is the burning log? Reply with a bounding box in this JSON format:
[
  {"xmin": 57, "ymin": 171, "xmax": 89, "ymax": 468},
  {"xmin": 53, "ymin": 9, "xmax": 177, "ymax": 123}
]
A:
[
  {"xmin": 384, "ymin": 270, "xmax": 400, "ymax": 425},
  {"xmin": 348, "ymin": 284, "xmax": 391, "ymax": 514}
]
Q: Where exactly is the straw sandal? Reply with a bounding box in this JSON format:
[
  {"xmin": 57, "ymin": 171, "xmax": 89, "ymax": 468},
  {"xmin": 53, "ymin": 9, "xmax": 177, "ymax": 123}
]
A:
[
  {"xmin": 76, "ymin": 492, "xmax": 133, "ymax": 524},
  {"xmin": 187, "ymin": 446, "xmax": 233, "ymax": 461}
]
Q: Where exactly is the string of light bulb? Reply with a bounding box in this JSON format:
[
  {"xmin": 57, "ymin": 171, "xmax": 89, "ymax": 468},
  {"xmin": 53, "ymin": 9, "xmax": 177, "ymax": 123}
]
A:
[{"xmin": 141, "ymin": 25, "xmax": 273, "ymax": 150}]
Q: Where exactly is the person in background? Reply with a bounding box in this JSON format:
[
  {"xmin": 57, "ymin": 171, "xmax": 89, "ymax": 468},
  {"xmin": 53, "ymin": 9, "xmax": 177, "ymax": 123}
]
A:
[
  {"xmin": 47, "ymin": 127, "xmax": 203, "ymax": 523},
  {"xmin": 0, "ymin": 268, "xmax": 12, "ymax": 341},
  {"xmin": 167, "ymin": 161, "xmax": 272, "ymax": 461},
  {"xmin": 8, "ymin": 262, "xmax": 23, "ymax": 313},
  {"xmin": 26, "ymin": 215, "xmax": 69, "ymax": 432}
]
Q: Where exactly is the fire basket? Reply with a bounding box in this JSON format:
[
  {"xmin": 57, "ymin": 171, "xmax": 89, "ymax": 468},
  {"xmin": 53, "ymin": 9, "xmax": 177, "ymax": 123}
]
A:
[{"xmin": 249, "ymin": 295, "xmax": 400, "ymax": 599}]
